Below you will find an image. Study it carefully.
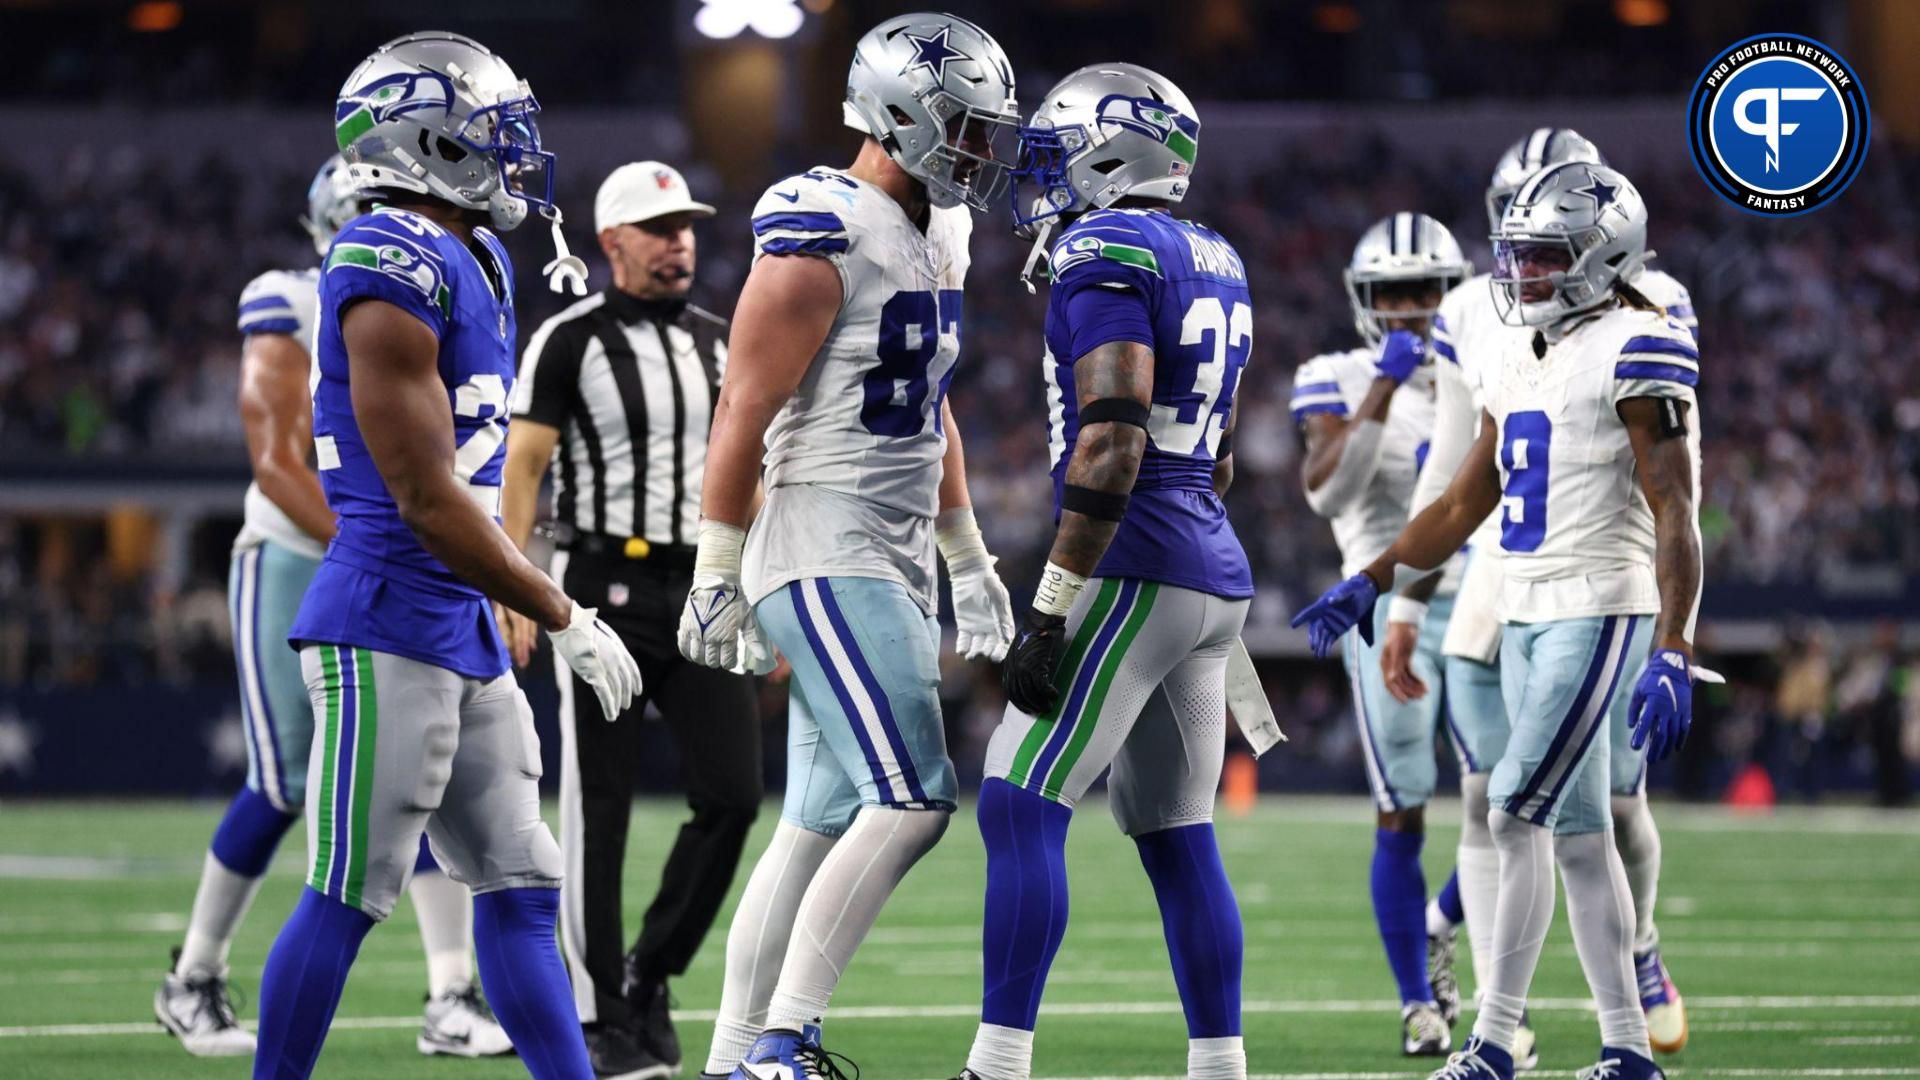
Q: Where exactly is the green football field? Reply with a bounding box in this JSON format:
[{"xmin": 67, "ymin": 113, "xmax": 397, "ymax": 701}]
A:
[{"xmin": 1, "ymin": 796, "xmax": 1916, "ymax": 1079}]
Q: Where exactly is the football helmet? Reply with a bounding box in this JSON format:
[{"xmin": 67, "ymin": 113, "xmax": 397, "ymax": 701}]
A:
[
  {"xmin": 1342, "ymin": 212, "xmax": 1470, "ymax": 345},
  {"xmin": 1008, "ymin": 62, "xmax": 1199, "ymax": 234},
  {"xmin": 299, "ymin": 155, "xmax": 363, "ymax": 257},
  {"xmin": 844, "ymin": 13, "xmax": 1018, "ymax": 212},
  {"xmin": 1490, "ymin": 162, "xmax": 1649, "ymax": 328},
  {"xmin": 1485, "ymin": 127, "xmax": 1605, "ymax": 234}
]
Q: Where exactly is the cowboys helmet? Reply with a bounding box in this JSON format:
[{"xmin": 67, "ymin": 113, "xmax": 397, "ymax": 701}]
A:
[
  {"xmin": 1485, "ymin": 127, "xmax": 1605, "ymax": 234},
  {"xmin": 1490, "ymin": 161, "xmax": 1649, "ymax": 328},
  {"xmin": 333, "ymin": 31, "xmax": 553, "ymax": 232},
  {"xmin": 300, "ymin": 155, "xmax": 364, "ymax": 257},
  {"xmin": 1343, "ymin": 212, "xmax": 1471, "ymax": 345},
  {"xmin": 844, "ymin": 13, "xmax": 1018, "ymax": 212}
]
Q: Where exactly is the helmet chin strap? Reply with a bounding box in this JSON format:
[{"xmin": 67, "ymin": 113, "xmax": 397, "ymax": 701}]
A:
[
  {"xmin": 1017, "ymin": 219, "xmax": 1054, "ymax": 295},
  {"xmin": 541, "ymin": 204, "xmax": 588, "ymax": 296}
]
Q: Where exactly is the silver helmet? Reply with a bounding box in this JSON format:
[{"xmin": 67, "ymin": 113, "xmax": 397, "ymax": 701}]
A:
[
  {"xmin": 1490, "ymin": 162, "xmax": 1649, "ymax": 328},
  {"xmin": 333, "ymin": 31, "xmax": 551, "ymax": 233},
  {"xmin": 1342, "ymin": 212, "xmax": 1471, "ymax": 345},
  {"xmin": 1009, "ymin": 62, "xmax": 1199, "ymax": 234},
  {"xmin": 844, "ymin": 13, "xmax": 1018, "ymax": 212},
  {"xmin": 300, "ymin": 155, "xmax": 364, "ymax": 257},
  {"xmin": 1485, "ymin": 127, "xmax": 1604, "ymax": 234}
]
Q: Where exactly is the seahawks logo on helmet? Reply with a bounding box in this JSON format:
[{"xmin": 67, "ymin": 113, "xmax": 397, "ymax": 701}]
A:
[
  {"xmin": 1095, "ymin": 95, "xmax": 1199, "ymax": 166},
  {"xmin": 334, "ymin": 72, "xmax": 456, "ymax": 151}
]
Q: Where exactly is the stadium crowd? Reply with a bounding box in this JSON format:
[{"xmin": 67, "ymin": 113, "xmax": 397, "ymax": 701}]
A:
[{"xmin": 2, "ymin": 134, "xmax": 1916, "ymax": 800}]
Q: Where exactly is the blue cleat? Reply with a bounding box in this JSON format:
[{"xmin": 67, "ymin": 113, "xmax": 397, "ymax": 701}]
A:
[
  {"xmin": 1427, "ymin": 1035, "xmax": 1514, "ymax": 1080},
  {"xmin": 1575, "ymin": 1046, "xmax": 1666, "ymax": 1080},
  {"xmin": 730, "ymin": 1024, "xmax": 858, "ymax": 1080}
]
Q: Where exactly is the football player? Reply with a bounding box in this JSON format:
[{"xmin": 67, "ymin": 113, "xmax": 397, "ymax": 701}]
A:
[
  {"xmin": 676, "ymin": 13, "xmax": 1018, "ymax": 1079},
  {"xmin": 956, "ymin": 64, "xmax": 1253, "ymax": 1080},
  {"xmin": 251, "ymin": 32, "xmax": 640, "ymax": 1080},
  {"xmin": 154, "ymin": 156, "xmax": 510, "ymax": 1061},
  {"xmin": 1295, "ymin": 161, "xmax": 1700, "ymax": 1080},
  {"xmin": 1409, "ymin": 129, "xmax": 1694, "ymax": 1056},
  {"xmin": 1291, "ymin": 212, "xmax": 1473, "ymax": 1057}
]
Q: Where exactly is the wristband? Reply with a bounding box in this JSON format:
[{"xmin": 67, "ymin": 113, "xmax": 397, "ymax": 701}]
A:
[
  {"xmin": 1032, "ymin": 561, "xmax": 1088, "ymax": 618},
  {"xmin": 934, "ymin": 507, "xmax": 991, "ymax": 572},
  {"xmin": 1387, "ymin": 595, "xmax": 1430, "ymax": 627},
  {"xmin": 693, "ymin": 520, "xmax": 747, "ymax": 577}
]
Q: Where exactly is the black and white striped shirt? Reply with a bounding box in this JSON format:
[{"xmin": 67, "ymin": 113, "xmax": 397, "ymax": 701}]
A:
[{"xmin": 511, "ymin": 289, "xmax": 726, "ymax": 546}]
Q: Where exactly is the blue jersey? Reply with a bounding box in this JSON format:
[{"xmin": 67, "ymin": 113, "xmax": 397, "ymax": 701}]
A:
[
  {"xmin": 287, "ymin": 207, "xmax": 517, "ymax": 678},
  {"xmin": 1043, "ymin": 208, "xmax": 1253, "ymax": 598}
]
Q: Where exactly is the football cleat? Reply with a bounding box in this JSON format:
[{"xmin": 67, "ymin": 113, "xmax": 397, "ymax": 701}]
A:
[
  {"xmin": 419, "ymin": 982, "xmax": 514, "ymax": 1057},
  {"xmin": 947, "ymin": 1072, "xmax": 987, "ymax": 1080},
  {"xmin": 731, "ymin": 1024, "xmax": 858, "ymax": 1080},
  {"xmin": 1514, "ymin": 1009, "xmax": 1540, "ymax": 1070},
  {"xmin": 1403, "ymin": 1001, "xmax": 1453, "ymax": 1056},
  {"xmin": 154, "ymin": 950, "xmax": 254, "ymax": 1058},
  {"xmin": 624, "ymin": 969, "xmax": 682, "ymax": 1067},
  {"xmin": 1575, "ymin": 1046, "xmax": 1666, "ymax": 1080},
  {"xmin": 587, "ymin": 1022, "xmax": 673, "ymax": 1080},
  {"xmin": 1635, "ymin": 947, "xmax": 1688, "ymax": 1053},
  {"xmin": 1428, "ymin": 1035, "xmax": 1514, "ymax": 1080},
  {"xmin": 1429, "ymin": 930, "xmax": 1462, "ymax": 1026}
]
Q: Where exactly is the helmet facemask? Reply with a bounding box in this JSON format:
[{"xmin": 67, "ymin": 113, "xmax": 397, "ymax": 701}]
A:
[
  {"xmin": 1007, "ymin": 121, "xmax": 1085, "ymax": 238},
  {"xmin": 1490, "ymin": 233, "xmax": 1604, "ymax": 328},
  {"xmin": 893, "ymin": 96, "xmax": 1018, "ymax": 212},
  {"xmin": 1345, "ymin": 274, "xmax": 1461, "ymax": 346}
]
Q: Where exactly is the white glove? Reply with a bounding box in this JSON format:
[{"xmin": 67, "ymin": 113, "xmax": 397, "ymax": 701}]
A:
[
  {"xmin": 549, "ymin": 602, "xmax": 642, "ymax": 722},
  {"xmin": 678, "ymin": 521, "xmax": 775, "ymax": 674},
  {"xmin": 937, "ymin": 507, "xmax": 1016, "ymax": 663}
]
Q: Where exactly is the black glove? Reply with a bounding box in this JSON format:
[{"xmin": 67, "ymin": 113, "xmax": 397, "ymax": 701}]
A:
[{"xmin": 1001, "ymin": 608, "xmax": 1068, "ymax": 717}]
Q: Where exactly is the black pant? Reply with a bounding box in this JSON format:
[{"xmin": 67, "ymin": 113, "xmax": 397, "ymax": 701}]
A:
[{"xmin": 558, "ymin": 548, "xmax": 763, "ymax": 1027}]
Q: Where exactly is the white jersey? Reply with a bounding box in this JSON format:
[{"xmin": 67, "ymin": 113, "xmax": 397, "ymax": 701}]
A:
[
  {"xmin": 740, "ymin": 167, "xmax": 973, "ymax": 612},
  {"xmin": 1419, "ymin": 270, "xmax": 1698, "ymax": 651},
  {"xmin": 232, "ymin": 268, "xmax": 326, "ymax": 561},
  {"xmin": 1290, "ymin": 347, "xmax": 1461, "ymax": 590},
  {"xmin": 1480, "ymin": 304, "xmax": 1699, "ymax": 623}
]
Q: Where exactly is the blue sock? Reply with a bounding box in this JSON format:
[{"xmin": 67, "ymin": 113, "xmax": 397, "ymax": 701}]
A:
[
  {"xmin": 1135, "ymin": 823, "xmax": 1243, "ymax": 1039},
  {"xmin": 414, "ymin": 833, "xmax": 440, "ymax": 875},
  {"xmin": 1436, "ymin": 868, "xmax": 1464, "ymax": 926},
  {"xmin": 977, "ymin": 777, "xmax": 1073, "ymax": 1031},
  {"xmin": 1371, "ymin": 827, "xmax": 1433, "ymax": 1005},
  {"xmin": 472, "ymin": 888, "xmax": 592, "ymax": 1080},
  {"xmin": 210, "ymin": 787, "xmax": 298, "ymax": 878},
  {"xmin": 253, "ymin": 888, "xmax": 375, "ymax": 1079}
]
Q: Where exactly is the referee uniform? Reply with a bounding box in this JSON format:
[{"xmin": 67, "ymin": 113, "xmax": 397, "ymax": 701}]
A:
[{"xmin": 506, "ymin": 162, "xmax": 761, "ymax": 1078}]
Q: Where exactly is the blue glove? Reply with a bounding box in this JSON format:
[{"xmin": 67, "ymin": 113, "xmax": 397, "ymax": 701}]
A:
[
  {"xmin": 1628, "ymin": 649, "xmax": 1693, "ymax": 763},
  {"xmin": 1374, "ymin": 328, "xmax": 1426, "ymax": 383},
  {"xmin": 1289, "ymin": 572, "xmax": 1380, "ymax": 658}
]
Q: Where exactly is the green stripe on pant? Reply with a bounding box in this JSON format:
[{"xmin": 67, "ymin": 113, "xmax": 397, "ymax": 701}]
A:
[
  {"xmin": 1004, "ymin": 579, "xmax": 1122, "ymax": 788},
  {"xmin": 1041, "ymin": 582, "xmax": 1158, "ymax": 800},
  {"xmin": 307, "ymin": 645, "xmax": 342, "ymax": 893},
  {"xmin": 343, "ymin": 647, "xmax": 379, "ymax": 910}
]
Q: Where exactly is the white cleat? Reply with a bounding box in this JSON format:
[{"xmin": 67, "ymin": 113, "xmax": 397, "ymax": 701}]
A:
[
  {"xmin": 155, "ymin": 965, "xmax": 255, "ymax": 1057},
  {"xmin": 419, "ymin": 982, "xmax": 515, "ymax": 1057},
  {"xmin": 1514, "ymin": 1010, "xmax": 1540, "ymax": 1070},
  {"xmin": 1635, "ymin": 947, "xmax": 1688, "ymax": 1053},
  {"xmin": 1403, "ymin": 1001, "xmax": 1453, "ymax": 1056}
]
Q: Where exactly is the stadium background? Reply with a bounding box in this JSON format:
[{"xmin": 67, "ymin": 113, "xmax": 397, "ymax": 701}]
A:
[{"xmin": 2, "ymin": 0, "xmax": 1917, "ymax": 811}]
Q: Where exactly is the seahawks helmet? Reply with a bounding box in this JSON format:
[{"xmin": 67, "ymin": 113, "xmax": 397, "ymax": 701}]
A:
[
  {"xmin": 1490, "ymin": 162, "xmax": 1649, "ymax": 328},
  {"xmin": 333, "ymin": 31, "xmax": 552, "ymax": 233},
  {"xmin": 1485, "ymin": 127, "xmax": 1605, "ymax": 234},
  {"xmin": 300, "ymin": 155, "xmax": 363, "ymax": 257},
  {"xmin": 1343, "ymin": 212, "xmax": 1471, "ymax": 345},
  {"xmin": 1008, "ymin": 62, "xmax": 1199, "ymax": 235},
  {"xmin": 844, "ymin": 13, "xmax": 1018, "ymax": 212}
]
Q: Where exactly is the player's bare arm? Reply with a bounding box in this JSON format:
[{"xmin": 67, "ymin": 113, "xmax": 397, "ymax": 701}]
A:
[
  {"xmin": 1363, "ymin": 412, "xmax": 1503, "ymax": 590},
  {"xmin": 1380, "ymin": 569, "xmax": 1442, "ymax": 703},
  {"xmin": 700, "ymin": 254, "xmax": 842, "ymax": 528},
  {"xmin": 1620, "ymin": 396, "xmax": 1701, "ymax": 657},
  {"xmin": 239, "ymin": 331, "xmax": 334, "ymax": 545},
  {"xmin": 937, "ymin": 398, "xmax": 971, "ymax": 512},
  {"xmin": 1048, "ymin": 339, "xmax": 1154, "ymax": 577},
  {"xmin": 496, "ymin": 417, "xmax": 561, "ymax": 665},
  {"xmin": 1300, "ymin": 376, "xmax": 1396, "ymax": 500},
  {"xmin": 343, "ymin": 297, "xmax": 572, "ymax": 632}
]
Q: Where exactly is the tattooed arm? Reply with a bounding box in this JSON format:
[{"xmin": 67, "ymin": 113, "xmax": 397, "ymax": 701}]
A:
[{"xmin": 1045, "ymin": 339, "xmax": 1154, "ymax": 576}]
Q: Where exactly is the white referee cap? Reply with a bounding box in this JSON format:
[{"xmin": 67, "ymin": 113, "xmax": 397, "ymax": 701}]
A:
[{"xmin": 593, "ymin": 161, "xmax": 716, "ymax": 233}]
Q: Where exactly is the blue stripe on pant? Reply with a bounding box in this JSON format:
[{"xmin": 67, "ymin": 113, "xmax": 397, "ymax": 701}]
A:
[
  {"xmin": 1491, "ymin": 615, "xmax": 1650, "ymax": 834},
  {"xmin": 229, "ymin": 540, "xmax": 322, "ymax": 812},
  {"xmin": 755, "ymin": 576, "xmax": 957, "ymax": 836}
]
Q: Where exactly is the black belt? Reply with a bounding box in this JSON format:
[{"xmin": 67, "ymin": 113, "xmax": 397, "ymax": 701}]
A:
[{"xmin": 560, "ymin": 531, "xmax": 697, "ymax": 568}]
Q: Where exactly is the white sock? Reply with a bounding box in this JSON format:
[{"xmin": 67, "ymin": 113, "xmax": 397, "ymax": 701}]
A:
[
  {"xmin": 1470, "ymin": 810, "xmax": 1556, "ymax": 1052},
  {"xmin": 1188, "ymin": 1035, "xmax": 1247, "ymax": 1079},
  {"xmin": 703, "ymin": 821, "xmax": 839, "ymax": 1074},
  {"xmin": 1610, "ymin": 793, "xmax": 1664, "ymax": 954},
  {"xmin": 762, "ymin": 806, "xmax": 950, "ymax": 1032},
  {"xmin": 965, "ymin": 1023, "xmax": 1034, "ymax": 1080},
  {"xmin": 1556, "ymin": 829, "xmax": 1652, "ymax": 1057},
  {"xmin": 1425, "ymin": 897, "xmax": 1455, "ymax": 937},
  {"xmin": 175, "ymin": 853, "xmax": 266, "ymax": 977},
  {"xmin": 407, "ymin": 868, "xmax": 474, "ymax": 998},
  {"xmin": 1457, "ymin": 773, "xmax": 1501, "ymax": 1002}
]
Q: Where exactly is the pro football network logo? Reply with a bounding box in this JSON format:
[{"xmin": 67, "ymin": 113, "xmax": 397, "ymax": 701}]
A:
[{"xmin": 1687, "ymin": 33, "xmax": 1869, "ymax": 217}]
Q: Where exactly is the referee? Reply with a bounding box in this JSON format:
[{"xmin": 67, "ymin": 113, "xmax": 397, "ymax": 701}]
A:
[{"xmin": 501, "ymin": 161, "xmax": 761, "ymax": 1080}]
